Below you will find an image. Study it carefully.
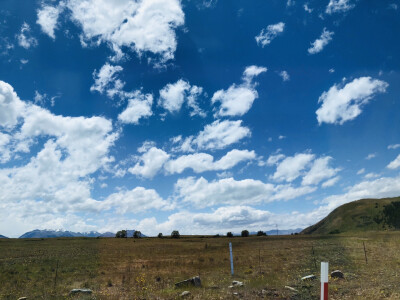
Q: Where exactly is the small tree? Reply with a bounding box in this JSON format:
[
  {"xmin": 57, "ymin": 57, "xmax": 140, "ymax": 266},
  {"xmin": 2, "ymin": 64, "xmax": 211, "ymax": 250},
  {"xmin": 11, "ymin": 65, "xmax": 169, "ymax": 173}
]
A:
[
  {"xmin": 115, "ymin": 230, "xmax": 127, "ymax": 238},
  {"xmin": 171, "ymin": 230, "xmax": 180, "ymax": 239},
  {"xmin": 158, "ymin": 233, "xmax": 163, "ymax": 238},
  {"xmin": 241, "ymin": 230, "xmax": 249, "ymax": 237},
  {"xmin": 133, "ymin": 230, "xmax": 142, "ymax": 238},
  {"xmin": 227, "ymin": 232, "xmax": 233, "ymax": 237},
  {"xmin": 257, "ymin": 230, "xmax": 266, "ymax": 236}
]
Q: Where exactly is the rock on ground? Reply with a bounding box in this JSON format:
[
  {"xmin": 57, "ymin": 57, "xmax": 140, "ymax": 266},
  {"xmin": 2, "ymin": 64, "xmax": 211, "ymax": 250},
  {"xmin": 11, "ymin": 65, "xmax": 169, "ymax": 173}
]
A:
[
  {"xmin": 331, "ymin": 270, "xmax": 344, "ymax": 279},
  {"xmin": 69, "ymin": 289, "xmax": 93, "ymax": 295},
  {"xmin": 180, "ymin": 291, "xmax": 191, "ymax": 297},
  {"xmin": 301, "ymin": 274, "xmax": 316, "ymax": 281},
  {"xmin": 175, "ymin": 276, "xmax": 202, "ymax": 288}
]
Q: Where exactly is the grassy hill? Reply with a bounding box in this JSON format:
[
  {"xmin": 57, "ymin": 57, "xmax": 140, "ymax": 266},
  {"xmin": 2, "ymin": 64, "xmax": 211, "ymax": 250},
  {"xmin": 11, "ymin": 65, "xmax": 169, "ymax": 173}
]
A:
[{"xmin": 302, "ymin": 196, "xmax": 400, "ymax": 234}]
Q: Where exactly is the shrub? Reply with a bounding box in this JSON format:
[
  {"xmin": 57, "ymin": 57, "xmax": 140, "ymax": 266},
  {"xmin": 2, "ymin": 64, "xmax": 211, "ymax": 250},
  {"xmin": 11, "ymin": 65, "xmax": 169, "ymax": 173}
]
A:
[
  {"xmin": 115, "ymin": 230, "xmax": 127, "ymax": 238},
  {"xmin": 241, "ymin": 230, "xmax": 249, "ymax": 237},
  {"xmin": 133, "ymin": 230, "xmax": 142, "ymax": 238},
  {"xmin": 157, "ymin": 233, "xmax": 163, "ymax": 238},
  {"xmin": 227, "ymin": 232, "xmax": 233, "ymax": 237},
  {"xmin": 257, "ymin": 230, "xmax": 266, "ymax": 236},
  {"xmin": 171, "ymin": 230, "xmax": 180, "ymax": 239}
]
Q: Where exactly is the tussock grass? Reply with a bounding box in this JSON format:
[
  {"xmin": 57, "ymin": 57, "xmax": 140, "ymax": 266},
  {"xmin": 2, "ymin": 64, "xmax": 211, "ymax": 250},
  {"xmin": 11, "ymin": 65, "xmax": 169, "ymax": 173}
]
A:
[{"xmin": 1, "ymin": 232, "xmax": 400, "ymax": 299}]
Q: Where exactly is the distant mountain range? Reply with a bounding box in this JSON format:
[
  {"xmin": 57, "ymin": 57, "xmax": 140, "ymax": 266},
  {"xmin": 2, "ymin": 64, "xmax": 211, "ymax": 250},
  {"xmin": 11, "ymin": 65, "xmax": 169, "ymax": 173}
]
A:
[
  {"xmin": 265, "ymin": 228, "xmax": 303, "ymax": 235},
  {"xmin": 0, "ymin": 234, "xmax": 8, "ymax": 238},
  {"xmin": 18, "ymin": 229, "xmax": 116, "ymax": 239}
]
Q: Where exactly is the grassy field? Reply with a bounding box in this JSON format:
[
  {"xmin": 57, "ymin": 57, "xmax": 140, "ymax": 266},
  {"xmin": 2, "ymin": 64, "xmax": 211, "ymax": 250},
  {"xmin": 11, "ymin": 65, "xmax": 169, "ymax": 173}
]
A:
[{"xmin": 1, "ymin": 232, "xmax": 400, "ymax": 299}]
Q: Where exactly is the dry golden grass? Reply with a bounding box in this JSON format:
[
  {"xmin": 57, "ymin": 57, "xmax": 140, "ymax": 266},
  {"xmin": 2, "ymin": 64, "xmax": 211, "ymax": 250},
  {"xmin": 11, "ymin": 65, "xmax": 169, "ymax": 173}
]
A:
[{"xmin": 1, "ymin": 232, "xmax": 400, "ymax": 299}]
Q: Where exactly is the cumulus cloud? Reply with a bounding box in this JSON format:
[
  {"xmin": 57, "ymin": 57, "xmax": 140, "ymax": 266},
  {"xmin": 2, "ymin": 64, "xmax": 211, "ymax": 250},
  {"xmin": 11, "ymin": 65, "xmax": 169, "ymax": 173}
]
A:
[
  {"xmin": 316, "ymin": 77, "xmax": 388, "ymax": 125},
  {"xmin": 90, "ymin": 63, "xmax": 125, "ymax": 98},
  {"xmin": 255, "ymin": 22, "xmax": 285, "ymax": 47},
  {"xmin": 387, "ymin": 154, "xmax": 400, "ymax": 169},
  {"xmin": 365, "ymin": 153, "xmax": 376, "ymax": 160},
  {"xmin": 67, "ymin": 0, "xmax": 184, "ymax": 62},
  {"xmin": 302, "ymin": 157, "xmax": 340, "ymax": 185},
  {"xmin": 272, "ymin": 153, "xmax": 315, "ymax": 182},
  {"xmin": 0, "ymin": 80, "xmax": 129, "ymax": 232},
  {"xmin": 118, "ymin": 92, "xmax": 153, "ymax": 124},
  {"xmin": 211, "ymin": 66, "xmax": 266, "ymax": 117},
  {"xmin": 308, "ymin": 28, "xmax": 334, "ymax": 54},
  {"xmin": 159, "ymin": 79, "xmax": 206, "ymax": 117},
  {"xmin": 128, "ymin": 147, "xmax": 170, "ymax": 178},
  {"xmin": 174, "ymin": 176, "xmax": 316, "ymax": 208},
  {"xmin": 326, "ymin": 0, "xmax": 355, "ymax": 14},
  {"xmin": 17, "ymin": 23, "xmax": 38, "ymax": 49},
  {"xmin": 191, "ymin": 120, "xmax": 251, "ymax": 151},
  {"xmin": 322, "ymin": 176, "xmax": 340, "ymax": 188},
  {"xmin": 37, "ymin": 3, "xmax": 65, "ymax": 39},
  {"xmin": 164, "ymin": 149, "xmax": 256, "ymax": 174}
]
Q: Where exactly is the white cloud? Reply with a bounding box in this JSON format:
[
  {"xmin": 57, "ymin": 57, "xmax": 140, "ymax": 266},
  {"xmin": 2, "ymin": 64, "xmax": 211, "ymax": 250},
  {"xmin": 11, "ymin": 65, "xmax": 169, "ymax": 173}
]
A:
[
  {"xmin": 17, "ymin": 23, "xmax": 38, "ymax": 49},
  {"xmin": 0, "ymin": 81, "xmax": 26, "ymax": 128},
  {"xmin": 67, "ymin": 0, "xmax": 184, "ymax": 62},
  {"xmin": 302, "ymin": 156, "xmax": 340, "ymax": 185},
  {"xmin": 329, "ymin": 68, "xmax": 335, "ymax": 73},
  {"xmin": 279, "ymin": 71, "xmax": 290, "ymax": 81},
  {"xmin": 266, "ymin": 153, "xmax": 285, "ymax": 166},
  {"xmin": 128, "ymin": 147, "xmax": 170, "ymax": 178},
  {"xmin": 192, "ymin": 120, "xmax": 251, "ymax": 151},
  {"xmin": 255, "ymin": 22, "xmax": 285, "ymax": 47},
  {"xmin": 388, "ymin": 144, "xmax": 400, "ymax": 150},
  {"xmin": 174, "ymin": 176, "xmax": 316, "ymax": 208},
  {"xmin": 364, "ymin": 172, "xmax": 380, "ymax": 179},
  {"xmin": 387, "ymin": 154, "xmax": 400, "ymax": 170},
  {"xmin": 0, "ymin": 80, "xmax": 121, "ymax": 229},
  {"xmin": 90, "ymin": 63, "xmax": 124, "ymax": 98},
  {"xmin": 365, "ymin": 153, "xmax": 376, "ymax": 160},
  {"xmin": 357, "ymin": 168, "xmax": 365, "ymax": 175},
  {"xmin": 211, "ymin": 66, "xmax": 266, "ymax": 117},
  {"xmin": 118, "ymin": 93, "xmax": 153, "ymax": 124},
  {"xmin": 37, "ymin": 3, "xmax": 64, "ymax": 39},
  {"xmin": 308, "ymin": 28, "xmax": 334, "ymax": 54},
  {"xmin": 164, "ymin": 149, "xmax": 256, "ymax": 174},
  {"xmin": 272, "ymin": 153, "xmax": 315, "ymax": 182},
  {"xmin": 316, "ymin": 77, "xmax": 388, "ymax": 125},
  {"xmin": 101, "ymin": 187, "xmax": 173, "ymax": 213},
  {"xmin": 304, "ymin": 4, "xmax": 313, "ymax": 13},
  {"xmin": 326, "ymin": 0, "xmax": 355, "ymax": 14},
  {"xmin": 159, "ymin": 80, "xmax": 206, "ymax": 117},
  {"xmin": 322, "ymin": 176, "xmax": 340, "ymax": 188}
]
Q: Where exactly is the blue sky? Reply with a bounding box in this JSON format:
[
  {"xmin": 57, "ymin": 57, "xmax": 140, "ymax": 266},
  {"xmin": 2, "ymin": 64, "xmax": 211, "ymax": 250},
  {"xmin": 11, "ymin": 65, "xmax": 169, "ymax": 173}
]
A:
[{"xmin": 0, "ymin": 0, "xmax": 399, "ymax": 237}]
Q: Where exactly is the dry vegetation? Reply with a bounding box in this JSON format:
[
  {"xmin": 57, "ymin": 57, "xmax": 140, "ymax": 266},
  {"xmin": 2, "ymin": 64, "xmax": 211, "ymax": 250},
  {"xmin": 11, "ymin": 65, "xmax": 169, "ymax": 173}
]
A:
[{"xmin": 1, "ymin": 232, "xmax": 400, "ymax": 299}]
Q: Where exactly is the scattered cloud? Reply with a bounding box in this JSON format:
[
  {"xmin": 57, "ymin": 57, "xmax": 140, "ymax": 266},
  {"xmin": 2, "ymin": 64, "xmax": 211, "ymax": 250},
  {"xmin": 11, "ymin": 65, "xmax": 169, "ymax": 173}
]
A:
[
  {"xmin": 304, "ymin": 4, "xmax": 313, "ymax": 13},
  {"xmin": 308, "ymin": 28, "xmax": 334, "ymax": 55},
  {"xmin": 67, "ymin": 0, "xmax": 184, "ymax": 62},
  {"xmin": 164, "ymin": 149, "xmax": 256, "ymax": 174},
  {"xmin": 186, "ymin": 120, "xmax": 251, "ymax": 151},
  {"xmin": 118, "ymin": 92, "xmax": 153, "ymax": 125},
  {"xmin": 316, "ymin": 77, "xmax": 388, "ymax": 125},
  {"xmin": 128, "ymin": 147, "xmax": 170, "ymax": 178},
  {"xmin": 279, "ymin": 71, "xmax": 290, "ymax": 81},
  {"xmin": 37, "ymin": 2, "xmax": 65, "ymax": 39},
  {"xmin": 326, "ymin": 0, "xmax": 355, "ymax": 15},
  {"xmin": 211, "ymin": 65, "xmax": 266, "ymax": 117},
  {"xmin": 302, "ymin": 157, "xmax": 340, "ymax": 185},
  {"xmin": 272, "ymin": 153, "xmax": 315, "ymax": 182},
  {"xmin": 17, "ymin": 23, "xmax": 38, "ymax": 49},
  {"xmin": 322, "ymin": 176, "xmax": 340, "ymax": 188},
  {"xmin": 357, "ymin": 168, "xmax": 365, "ymax": 175},
  {"xmin": 365, "ymin": 153, "xmax": 376, "ymax": 160},
  {"xmin": 255, "ymin": 22, "xmax": 285, "ymax": 47},
  {"xmin": 387, "ymin": 154, "xmax": 400, "ymax": 169},
  {"xmin": 159, "ymin": 79, "xmax": 206, "ymax": 117},
  {"xmin": 388, "ymin": 144, "xmax": 400, "ymax": 150}
]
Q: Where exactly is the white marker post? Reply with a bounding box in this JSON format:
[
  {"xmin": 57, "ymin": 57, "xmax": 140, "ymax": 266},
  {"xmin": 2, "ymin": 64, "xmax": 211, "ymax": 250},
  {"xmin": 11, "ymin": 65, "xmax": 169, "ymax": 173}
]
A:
[
  {"xmin": 229, "ymin": 242, "xmax": 234, "ymax": 275},
  {"xmin": 321, "ymin": 262, "xmax": 329, "ymax": 300}
]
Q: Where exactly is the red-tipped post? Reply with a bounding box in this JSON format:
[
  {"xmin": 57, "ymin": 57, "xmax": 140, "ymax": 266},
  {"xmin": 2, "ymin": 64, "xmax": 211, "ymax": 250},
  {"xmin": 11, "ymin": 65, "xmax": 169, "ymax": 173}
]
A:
[{"xmin": 321, "ymin": 262, "xmax": 329, "ymax": 300}]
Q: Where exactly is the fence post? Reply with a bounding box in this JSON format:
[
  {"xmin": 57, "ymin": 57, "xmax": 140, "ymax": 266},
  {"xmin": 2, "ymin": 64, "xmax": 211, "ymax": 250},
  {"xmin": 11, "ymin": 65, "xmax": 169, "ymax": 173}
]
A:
[
  {"xmin": 321, "ymin": 262, "xmax": 329, "ymax": 300},
  {"xmin": 229, "ymin": 242, "xmax": 234, "ymax": 276}
]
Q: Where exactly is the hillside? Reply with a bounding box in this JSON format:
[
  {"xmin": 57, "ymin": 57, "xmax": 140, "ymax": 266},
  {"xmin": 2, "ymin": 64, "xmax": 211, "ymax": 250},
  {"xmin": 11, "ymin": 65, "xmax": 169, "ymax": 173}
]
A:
[
  {"xmin": 0, "ymin": 235, "xmax": 8, "ymax": 239},
  {"xmin": 302, "ymin": 196, "xmax": 400, "ymax": 234}
]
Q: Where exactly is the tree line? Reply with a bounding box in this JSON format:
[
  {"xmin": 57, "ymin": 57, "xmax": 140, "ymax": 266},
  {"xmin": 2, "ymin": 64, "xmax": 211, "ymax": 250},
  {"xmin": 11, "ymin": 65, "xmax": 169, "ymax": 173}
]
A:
[{"xmin": 116, "ymin": 230, "xmax": 268, "ymax": 238}]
